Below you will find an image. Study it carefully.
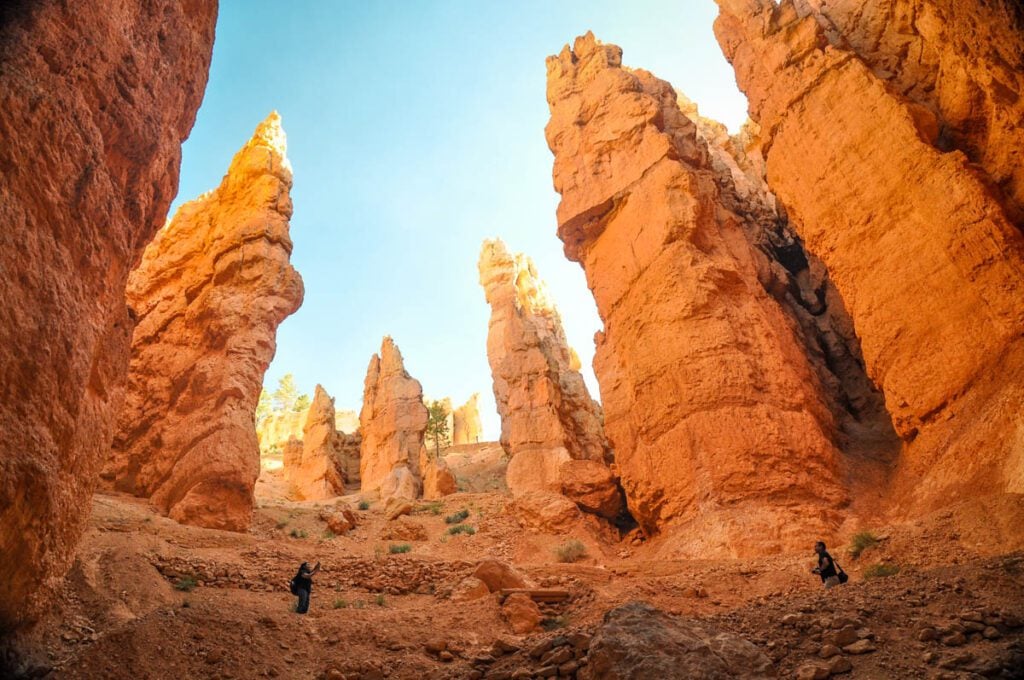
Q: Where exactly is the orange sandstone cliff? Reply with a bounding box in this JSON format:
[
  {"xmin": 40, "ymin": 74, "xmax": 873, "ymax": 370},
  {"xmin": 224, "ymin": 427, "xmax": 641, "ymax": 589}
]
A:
[
  {"xmin": 104, "ymin": 113, "xmax": 304, "ymax": 531},
  {"xmin": 714, "ymin": 0, "xmax": 1024, "ymax": 513},
  {"xmin": 452, "ymin": 393, "xmax": 483, "ymax": 445},
  {"xmin": 545, "ymin": 34, "xmax": 856, "ymax": 554},
  {"xmin": 0, "ymin": 1, "xmax": 216, "ymax": 629},
  {"xmin": 359, "ymin": 337, "xmax": 429, "ymax": 499}
]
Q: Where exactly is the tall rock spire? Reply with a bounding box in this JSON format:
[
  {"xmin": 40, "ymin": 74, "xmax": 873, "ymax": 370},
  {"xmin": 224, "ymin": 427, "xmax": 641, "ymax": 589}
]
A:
[{"xmin": 104, "ymin": 112, "xmax": 304, "ymax": 531}]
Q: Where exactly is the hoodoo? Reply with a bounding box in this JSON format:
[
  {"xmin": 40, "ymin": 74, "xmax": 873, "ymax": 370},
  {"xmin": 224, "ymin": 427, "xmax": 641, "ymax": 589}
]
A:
[
  {"xmin": 104, "ymin": 112, "xmax": 304, "ymax": 531},
  {"xmin": 286, "ymin": 385, "xmax": 347, "ymax": 500},
  {"xmin": 713, "ymin": 0, "xmax": 1024, "ymax": 512},
  {"xmin": 359, "ymin": 337, "xmax": 429, "ymax": 499},
  {"xmin": 0, "ymin": 0, "xmax": 217, "ymax": 629},
  {"xmin": 545, "ymin": 33, "xmax": 854, "ymax": 554},
  {"xmin": 452, "ymin": 393, "xmax": 483, "ymax": 445}
]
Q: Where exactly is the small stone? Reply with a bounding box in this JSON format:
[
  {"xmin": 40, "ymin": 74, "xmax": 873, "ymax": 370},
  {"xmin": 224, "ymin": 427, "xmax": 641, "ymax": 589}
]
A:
[
  {"xmin": 941, "ymin": 632, "xmax": 966, "ymax": 647},
  {"xmin": 424, "ymin": 639, "xmax": 447, "ymax": 654},
  {"xmin": 818, "ymin": 644, "xmax": 840, "ymax": 658},
  {"xmin": 982, "ymin": 626, "xmax": 1000, "ymax": 640},
  {"xmin": 439, "ymin": 651, "xmax": 454, "ymax": 662},
  {"xmin": 831, "ymin": 625, "xmax": 859, "ymax": 648},
  {"xmin": 528, "ymin": 639, "xmax": 553, "ymax": 658},
  {"xmin": 843, "ymin": 639, "xmax": 876, "ymax": 655},
  {"xmin": 541, "ymin": 647, "xmax": 573, "ymax": 666},
  {"xmin": 559, "ymin": 661, "xmax": 579, "ymax": 675},
  {"xmin": 917, "ymin": 627, "xmax": 937, "ymax": 642},
  {"xmin": 828, "ymin": 657, "xmax": 853, "ymax": 675},
  {"xmin": 794, "ymin": 662, "xmax": 830, "ymax": 680}
]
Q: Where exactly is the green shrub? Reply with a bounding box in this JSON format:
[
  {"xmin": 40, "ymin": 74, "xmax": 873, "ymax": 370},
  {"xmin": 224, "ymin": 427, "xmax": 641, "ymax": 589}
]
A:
[
  {"xmin": 447, "ymin": 524, "xmax": 476, "ymax": 536},
  {"xmin": 323, "ymin": 530, "xmax": 336, "ymax": 540},
  {"xmin": 419, "ymin": 500, "xmax": 443, "ymax": 515},
  {"xmin": 445, "ymin": 509, "xmax": 470, "ymax": 525},
  {"xmin": 289, "ymin": 528, "xmax": 307, "ymax": 539},
  {"xmin": 389, "ymin": 543, "xmax": 412, "ymax": 554},
  {"xmin": 174, "ymin": 576, "xmax": 198, "ymax": 592},
  {"xmin": 555, "ymin": 540, "xmax": 588, "ymax": 563},
  {"xmin": 850, "ymin": 531, "xmax": 880, "ymax": 559},
  {"xmin": 541, "ymin": 616, "xmax": 567, "ymax": 631},
  {"xmin": 375, "ymin": 594, "xmax": 386, "ymax": 607},
  {"xmin": 333, "ymin": 598, "xmax": 348, "ymax": 609},
  {"xmin": 863, "ymin": 563, "xmax": 900, "ymax": 579},
  {"xmin": 353, "ymin": 600, "xmax": 365, "ymax": 610},
  {"xmin": 358, "ymin": 500, "xmax": 371, "ymax": 511}
]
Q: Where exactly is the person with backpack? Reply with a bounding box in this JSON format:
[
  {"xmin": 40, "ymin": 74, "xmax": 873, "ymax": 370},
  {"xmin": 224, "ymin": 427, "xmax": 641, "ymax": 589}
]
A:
[
  {"xmin": 290, "ymin": 561, "xmax": 320, "ymax": 614},
  {"xmin": 811, "ymin": 541, "xmax": 847, "ymax": 589}
]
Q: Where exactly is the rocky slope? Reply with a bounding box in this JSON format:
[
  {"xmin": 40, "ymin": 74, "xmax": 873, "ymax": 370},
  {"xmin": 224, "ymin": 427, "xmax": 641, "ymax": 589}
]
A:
[
  {"xmin": 545, "ymin": 34, "xmax": 852, "ymax": 554},
  {"xmin": 360, "ymin": 337, "xmax": 429, "ymax": 499},
  {"xmin": 103, "ymin": 112, "xmax": 303, "ymax": 531},
  {"xmin": 714, "ymin": 0, "xmax": 1024, "ymax": 514},
  {"xmin": 0, "ymin": 0, "xmax": 216, "ymax": 630}
]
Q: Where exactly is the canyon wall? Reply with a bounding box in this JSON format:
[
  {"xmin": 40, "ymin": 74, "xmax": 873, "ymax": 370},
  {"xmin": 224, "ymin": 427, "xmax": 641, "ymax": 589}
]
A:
[
  {"xmin": 478, "ymin": 239, "xmax": 610, "ymax": 463},
  {"xmin": 714, "ymin": 0, "xmax": 1024, "ymax": 510},
  {"xmin": 545, "ymin": 34, "xmax": 853, "ymax": 553},
  {"xmin": 452, "ymin": 393, "xmax": 483, "ymax": 445},
  {"xmin": 798, "ymin": 0, "xmax": 1024, "ymax": 228},
  {"xmin": 359, "ymin": 337, "xmax": 428, "ymax": 498},
  {"xmin": 105, "ymin": 112, "xmax": 303, "ymax": 531},
  {"xmin": 0, "ymin": 1, "xmax": 216, "ymax": 629}
]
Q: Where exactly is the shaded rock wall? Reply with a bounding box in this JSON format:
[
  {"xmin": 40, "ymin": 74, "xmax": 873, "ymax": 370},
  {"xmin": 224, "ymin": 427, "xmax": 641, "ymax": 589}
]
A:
[
  {"xmin": 0, "ymin": 0, "xmax": 216, "ymax": 630},
  {"xmin": 714, "ymin": 0, "xmax": 1024, "ymax": 510},
  {"xmin": 478, "ymin": 238, "xmax": 610, "ymax": 463},
  {"xmin": 545, "ymin": 33, "xmax": 849, "ymax": 552},
  {"xmin": 359, "ymin": 337, "xmax": 428, "ymax": 496},
  {"xmin": 105, "ymin": 113, "xmax": 303, "ymax": 531}
]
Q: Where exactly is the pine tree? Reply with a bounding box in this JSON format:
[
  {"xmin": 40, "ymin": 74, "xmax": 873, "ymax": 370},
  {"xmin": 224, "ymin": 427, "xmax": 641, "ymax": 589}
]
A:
[
  {"xmin": 425, "ymin": 400, "xmax": 450, "ymax": 459},
  {"xmin": 272, "ymin": 373, "xmax": 299, "ymax": 412}
]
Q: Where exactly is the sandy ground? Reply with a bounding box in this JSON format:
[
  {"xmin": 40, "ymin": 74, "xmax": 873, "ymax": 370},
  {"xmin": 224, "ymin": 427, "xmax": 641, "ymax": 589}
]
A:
[{"xmin": 6, "ymin": 444, "xmax": 1024, "ymax": 679}]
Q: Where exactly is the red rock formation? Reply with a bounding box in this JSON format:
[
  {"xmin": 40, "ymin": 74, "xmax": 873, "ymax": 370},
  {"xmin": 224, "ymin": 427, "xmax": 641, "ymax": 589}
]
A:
[
  {"xmin": 359, "ymin": 337, "xmax": 428, "ymax": 497},
  {"xmin": 478, "ymin": 239, "xmax": 610, "ymax": 463},
  {"xmin": 452, "ymin": 393, "xmax": 483, "ymax": 445},
  {"xmin": 545, "ymin": 33, "xmax": 850, "ymax": 552},
  {"xmin": 714, "ymin": 0, "xmax": 1024, "ymax": 510},
  {"xmin": 257, "ymin": 407, "xmax": 306, "ymax": 453},
  {"xmin": 285, "ymin": 385, "xmax": 346, "ymax": 501},
  {"xmin": 0, "ymin": 1, "xmax": 216, "ymax": 628},
  {"xmin": 798, "ymin": 0, "xmax": 1024, "ymax": 228},
  {"xmin": 105, "ymin": 113, "xmax": 303, "ymax": 531}
]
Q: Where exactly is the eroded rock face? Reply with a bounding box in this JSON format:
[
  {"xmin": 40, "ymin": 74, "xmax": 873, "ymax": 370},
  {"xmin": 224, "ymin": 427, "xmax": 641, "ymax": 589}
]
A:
[
  {"xmin": 359, "ymin": 337, "xmax": 428, "ymax": 495},
  {"xmin": 478, "ymin": 239, "xmax": 610, "ymax": 464},
  {"xmin": 714, "ymin": 0, "xmax": 1024, "ymax": 509},
  {"xmin": 545, "ymin": 33, "xmax": 848, "ymax": 551},
  {"xmin": 0, "ymin": 0, "xmax": 216, "ymax": 629},
  {"xmin": 582, "ymin": 602, "xmax": 774, "ymax": 680},
  {"xmin": 799, "ymin": 0, "xmax": 1024, "ymax": 228},
  {"xmin": 452, "ymin": 393, "xmax": 483, "ymax": 445},
  {"xmin": 286, "ymin": 385, "xmax": 346, "ymax": 501},
  {"xmin": 257, "ymin": 408, "xmax": 306, "ymax": 454},
  {"xmin": 105, "ymin": 113, "xmax": 303, "ymax": 531}
]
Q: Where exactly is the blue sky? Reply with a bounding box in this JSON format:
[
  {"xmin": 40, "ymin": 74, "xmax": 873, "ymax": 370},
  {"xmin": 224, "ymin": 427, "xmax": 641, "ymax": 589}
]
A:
[{"xmin": 173, "ymin": 1, "xmax": 749, "ymax": 438}]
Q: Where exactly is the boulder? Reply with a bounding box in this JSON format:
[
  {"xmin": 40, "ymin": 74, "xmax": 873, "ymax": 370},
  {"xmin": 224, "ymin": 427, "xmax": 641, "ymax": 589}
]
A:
[
  {"xmin": 559, "ymin": 459, "xmax": 625, "ymax": 519},
  {"xmin": 581, "ymin": 602, "xmax": 774, "ymax": 679},
  {"xmin": 0, "ymin": 0, "xmax": 216, "ymax": 628},
  {"xmin": 451, "ymin": 576, "xmax": 491, "ymax": 603},
  {"xmin": 472, "ymin": 560, "xmax": 529, "ymax": 592},
  {"xmin": 359, "ymin": 337, "xmax": 428, "ymax": 494},
  {"xmin": 505, "ymin": 448, "xmax": 570, "ymax": 496},
  {"xmin": 380, "ymin": 517, "xmax": 427, "ymax": 542},
  {"xmin": 384, "ymin": 497, "xmax": 414, "ymax": 521},
  {"xmin": 511, "ymin": 492, "xmax": 582, "ymax": 532},
  {"xmin": 380, "ymin": 465, "xmax": 420, "ymax": 502},
  {"xmin": 421, "ymin": 455, "xmax": 458, "ymax": 500},
  {"xmin": 105, "ymin": 112, "xmax": 303, "ymax": 532},
  {"xmin": 501, "ymin": 593, "xmax": 542, "ymax": 635}
]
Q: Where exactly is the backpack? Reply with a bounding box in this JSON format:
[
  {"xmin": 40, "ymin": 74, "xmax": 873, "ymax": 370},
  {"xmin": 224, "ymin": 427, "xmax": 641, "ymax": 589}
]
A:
[
  {"xmin": 289, "ymin": 578, "xmax": 298, "ymax": 595},
  {"xmin": 836, "ymin": 561, "xmax": 849, "ymax": 584}
]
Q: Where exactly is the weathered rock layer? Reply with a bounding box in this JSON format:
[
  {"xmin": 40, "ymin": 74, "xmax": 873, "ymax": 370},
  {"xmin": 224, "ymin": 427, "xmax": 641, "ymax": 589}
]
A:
[
  {"xmin": 0, "ymin": 0, "xmax": 216, "ymax": 629},
  {"xmin": 545, "ymin": 34, "xmax": 850, "ymax": 552},
  {"xmin": 105, "ymin": 113, "xmax": 303, "ymax": 531}
]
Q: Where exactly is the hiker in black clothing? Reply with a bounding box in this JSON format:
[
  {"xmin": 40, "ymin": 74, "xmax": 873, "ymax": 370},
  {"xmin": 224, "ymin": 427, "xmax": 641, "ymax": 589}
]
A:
[
  {"xmin": 811, "ymin": 541, "xmax": 844, "ymax": 589},
  {"xmin": 291, "ymin": 561, "xmax": 320, "ymax": 614}
]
